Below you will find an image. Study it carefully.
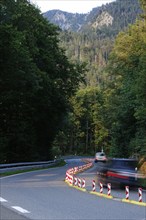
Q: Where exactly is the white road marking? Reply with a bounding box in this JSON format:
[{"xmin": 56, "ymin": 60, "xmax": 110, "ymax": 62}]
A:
[
  {"xmin": 12, "ymin": 206, "xmax": 30, "ymax": 213},
  {"xmin": 0, "ymin": 197, "xmax": 7, "ymax": 202}
]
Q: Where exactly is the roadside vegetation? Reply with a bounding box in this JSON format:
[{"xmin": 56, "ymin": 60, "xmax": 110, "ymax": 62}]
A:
[
  {"xmin": 0, "ymin": 159, "xmax": 66, "ymax": 177},
  {"xmin": 0, "ymin": 0, "xmax": 85, "ymax": 163}
]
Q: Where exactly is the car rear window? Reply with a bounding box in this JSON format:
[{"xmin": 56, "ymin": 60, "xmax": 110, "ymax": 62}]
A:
[{"xmin": 96, "ymin": 152, "xmax": 105, "ymax": 156}]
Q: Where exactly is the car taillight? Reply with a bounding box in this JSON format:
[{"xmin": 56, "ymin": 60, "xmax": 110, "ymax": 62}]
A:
[{"xmin": 107, "ymin": 171, "xmax": 129, "ymax": 179}]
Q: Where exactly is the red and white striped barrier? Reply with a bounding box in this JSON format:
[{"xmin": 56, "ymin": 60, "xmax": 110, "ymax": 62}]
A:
[
  {"xmin": 107, "ymin": 183, "xmax": 111, "ymax": 196},
  {"xmin": 74, "ymin": 177, "xmax": 78, "ymax": 186},
  {"xmin": 65, "ymin": 162, "xmax": 93, "ymax": 185},
  {"xmin": 65, "ymin": 173, "xmax": 68, "ymax": 181},
  {"xmin": 92, "ymin": 180, "xmax": 96, "ymax": 191},
  {"xmin": 70, "ymin": 175, "xmax": 73, "ymax": 185},
  {"xmin": 66, "ymin": 166, "xmax": 145, "ymax": 204},
  {"xmin": 125, "ymin": 186, "xmax": 129, "ymax": 200},
  {"xmin": 82, "ymin": 179, "xmax": 85, "ymax": 189},
  {"xmin": 69, "ymin": 174, "xmax": 73, "ymax": 185},
  {"xmin": 66, "ymin": 172, "xmax": 70, "ymax": 181},
  {"xmin": 100, "ymin": 182, "xmax": 103, "ymax": 193},
  {"xmin": 74, "ymin": 167, "xmax": 78, "ymax": 173},
  {"xmin": 65, "ymin": 172, "xmax": 73, "ymax": 185},
  {"xmin": 78, "ymin": 178, "xmax": 81, "ymax": 188},
  {"xmin": 138, "ymin": 188, "xmax": 142, "ymax": 202}
]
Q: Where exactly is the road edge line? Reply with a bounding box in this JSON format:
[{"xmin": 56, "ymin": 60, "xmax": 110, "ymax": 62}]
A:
[
  {"xmin": 122, "ymin": 199, "xmax": 146, "ymax": 207},
  {"xmin": 90, "ymin": 191, "xmax": 113, "ymax": 199}
]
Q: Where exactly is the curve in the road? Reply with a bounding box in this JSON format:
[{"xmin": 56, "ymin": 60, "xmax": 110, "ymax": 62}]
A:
[{"xmin": 65, "ymin": 160, "xmax": 146, "ymax": 207}]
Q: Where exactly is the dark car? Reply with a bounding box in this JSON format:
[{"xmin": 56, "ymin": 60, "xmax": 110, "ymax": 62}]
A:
[{"xmin": 96, "ymin": 158, "xmax": 142, "ymax": 188}]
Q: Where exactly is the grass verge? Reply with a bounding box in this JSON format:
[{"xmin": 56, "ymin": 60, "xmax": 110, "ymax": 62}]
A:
[{"xmin": 0, "ymin": 159, "xmax": 66, "ymax": 177}]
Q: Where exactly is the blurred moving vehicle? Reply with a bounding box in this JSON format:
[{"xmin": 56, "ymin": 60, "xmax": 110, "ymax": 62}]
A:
[
  {"xmin": 94, "ymin": 152, "xmax": 107, "ymax": 163},
  {"xmin": 96, "ymin": 158, "xmax": 143, "ymax": 188}
]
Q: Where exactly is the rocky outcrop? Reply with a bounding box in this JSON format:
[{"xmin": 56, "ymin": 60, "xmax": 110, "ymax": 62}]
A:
[{"xmin": 92, "ymin": 11, "xmax": 113, "ymax": 29}]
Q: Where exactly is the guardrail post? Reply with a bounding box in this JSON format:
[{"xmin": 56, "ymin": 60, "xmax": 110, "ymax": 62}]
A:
[
  {"xmin": 100, "ymin": 182, "xmax": 103, "ymax": 193},
  {"xmin": 107, "ymin": 183, "xmax": 111, "ymax": 196},
  {"xmin": 92, "ymin": 180, "xmax": 96, "ymax": 191},
  {"xmin": 82, "ymin": 179, "xmax": 85, "ymax": 189},
  {"xmin": 138, "ymin": 188, "xmax": 142, "ymax": 202},
  {"xmin": 78, "ymin": 178, "xmax": 81, "ymax": 188},
  {"xmin": 74, "ymin": 177, "xmax": 78, "ymax": 186},
  {"xmin": 125, "ymin": 186, "xmax": 129, "ymax": 200}
]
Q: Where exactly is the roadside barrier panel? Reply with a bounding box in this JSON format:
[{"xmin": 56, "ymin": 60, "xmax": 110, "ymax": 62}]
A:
[
  {"xmin": 92, "ymin": 180, "xmax": 96, "ymax": 191},
  {"xmin": 65, "ymin": 161, "xmax": 93, "ymax": 186},
  {"xmin": 70, "ymin": 175, "xmax": 73, "ymax": 185},
  {"xmin": 100, "ymin": 182, "xmax": 103, "ymax": 193},
  {"xmin": 74, "ymin": 167, "xmax": 78, "ymax": 173},
  {"xmin": 66, "ymin": 173, "xmax": 68, "ymax": 181},
  {"xmin": 69, "ymin": 174, "xmax": 72, "ymax": 184},
  {"xmin": 65, "ymin": 171, "xmax": 73, "ymax": 185},
  {"xmin": 74, "ymin": 176, "xmax": 78, "ymax": 186},
  {"xmin": 66, "ymin": 172, "xmax": 70, "ymax": 182},
  {"xmin": 78, "ymin": 178, "xmax": 81, "ymax": 188},
  {"xmin": 82, "ymin": 179, "xmax": 85, "ymax": 189},
  {"xmin": 125, "ymin": 186, "xmax": 129, "ymax": 200},
  {"xmin": 79, "ymin": 166, "xmax": 83, "ymax": 172},
  {"xmin": 138, "ymin": 188, "xmax": 142, "ymax": 202},
  {"xmin": 107, "ymin": 183, "xmax": 111, "ymax": 196},
  {"xmin": 65, "ymin": 163, "xmax": 146, "ymax": 206}
]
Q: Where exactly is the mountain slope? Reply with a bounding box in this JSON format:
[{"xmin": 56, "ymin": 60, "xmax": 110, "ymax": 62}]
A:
[
  {"xmin": 43, "ymin": 0, "xmax": 141, "ymax": 36},
  {"xmin": 43, "ymin": 9, "xmax": 87, "ymax": 31},
  {"xmin": 43, "ymin": 0, "xmax": 142, "ymax": 87}
]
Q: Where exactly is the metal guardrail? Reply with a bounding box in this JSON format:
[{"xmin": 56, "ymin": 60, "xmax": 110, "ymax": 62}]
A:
[{"xmin": 0, "ymin": 160, "xmax": 60, "ymax": 174}]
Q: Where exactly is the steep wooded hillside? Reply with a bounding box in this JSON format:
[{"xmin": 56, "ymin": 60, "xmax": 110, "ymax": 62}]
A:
[
  {"xmin": 43, "ymin": 0, "xmax": 142, "ymax": 87},
  {"xmin": 43, "ymin": 0, "xmax": 141, "ymax": 37}
]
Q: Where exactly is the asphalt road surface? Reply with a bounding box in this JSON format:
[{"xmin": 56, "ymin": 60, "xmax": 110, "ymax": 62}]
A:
[{"xmin": 0, "ymin": 157, "xmax": 146, "ymax": 220}]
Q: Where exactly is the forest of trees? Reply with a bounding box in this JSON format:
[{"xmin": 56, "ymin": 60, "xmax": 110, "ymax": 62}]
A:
[
  {"xmin": 0, "ymin": 0, "xmax": 85, "ymax": 162},
  {"xmin": 53, "ymin": 0, "xmax": 146, "ymax": 158},
  {"xmin": 0, "ymin": 0, "xmax": 146, "ymax": 163}
]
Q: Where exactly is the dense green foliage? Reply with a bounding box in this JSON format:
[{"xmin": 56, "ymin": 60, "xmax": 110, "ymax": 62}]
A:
[
  {"xmin": 0, "ymin": 0, "xmax": 85, "ymax": 163},
  {"xmin": 52, "ymin": 0, "xmax": 146, "ymax": 158},
  {"xmin": 53, "ymin": 87, "xmax": 108, "ymax": 155},
  {"xmin": 106, "ymin": 13, "xmax": 146, "ymax": 157},
  {"xmin": 59, "ymin": 30, "xmax": 112, "ymax": 87}
]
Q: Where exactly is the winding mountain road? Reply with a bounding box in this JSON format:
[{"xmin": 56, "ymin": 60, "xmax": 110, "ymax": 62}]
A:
[{"xmin": 0, "ymin": 158, "xmax": 146, "ymax": 220}]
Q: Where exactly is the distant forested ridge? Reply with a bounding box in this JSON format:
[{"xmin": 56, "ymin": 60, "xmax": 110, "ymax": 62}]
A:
[
  {"xmin": 43, "ymin": 0, "xmax": 141, "ymax": 35},
  {"xmin": 43, "ymin": 0, "xmax": 142, "ymax": 87}
]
